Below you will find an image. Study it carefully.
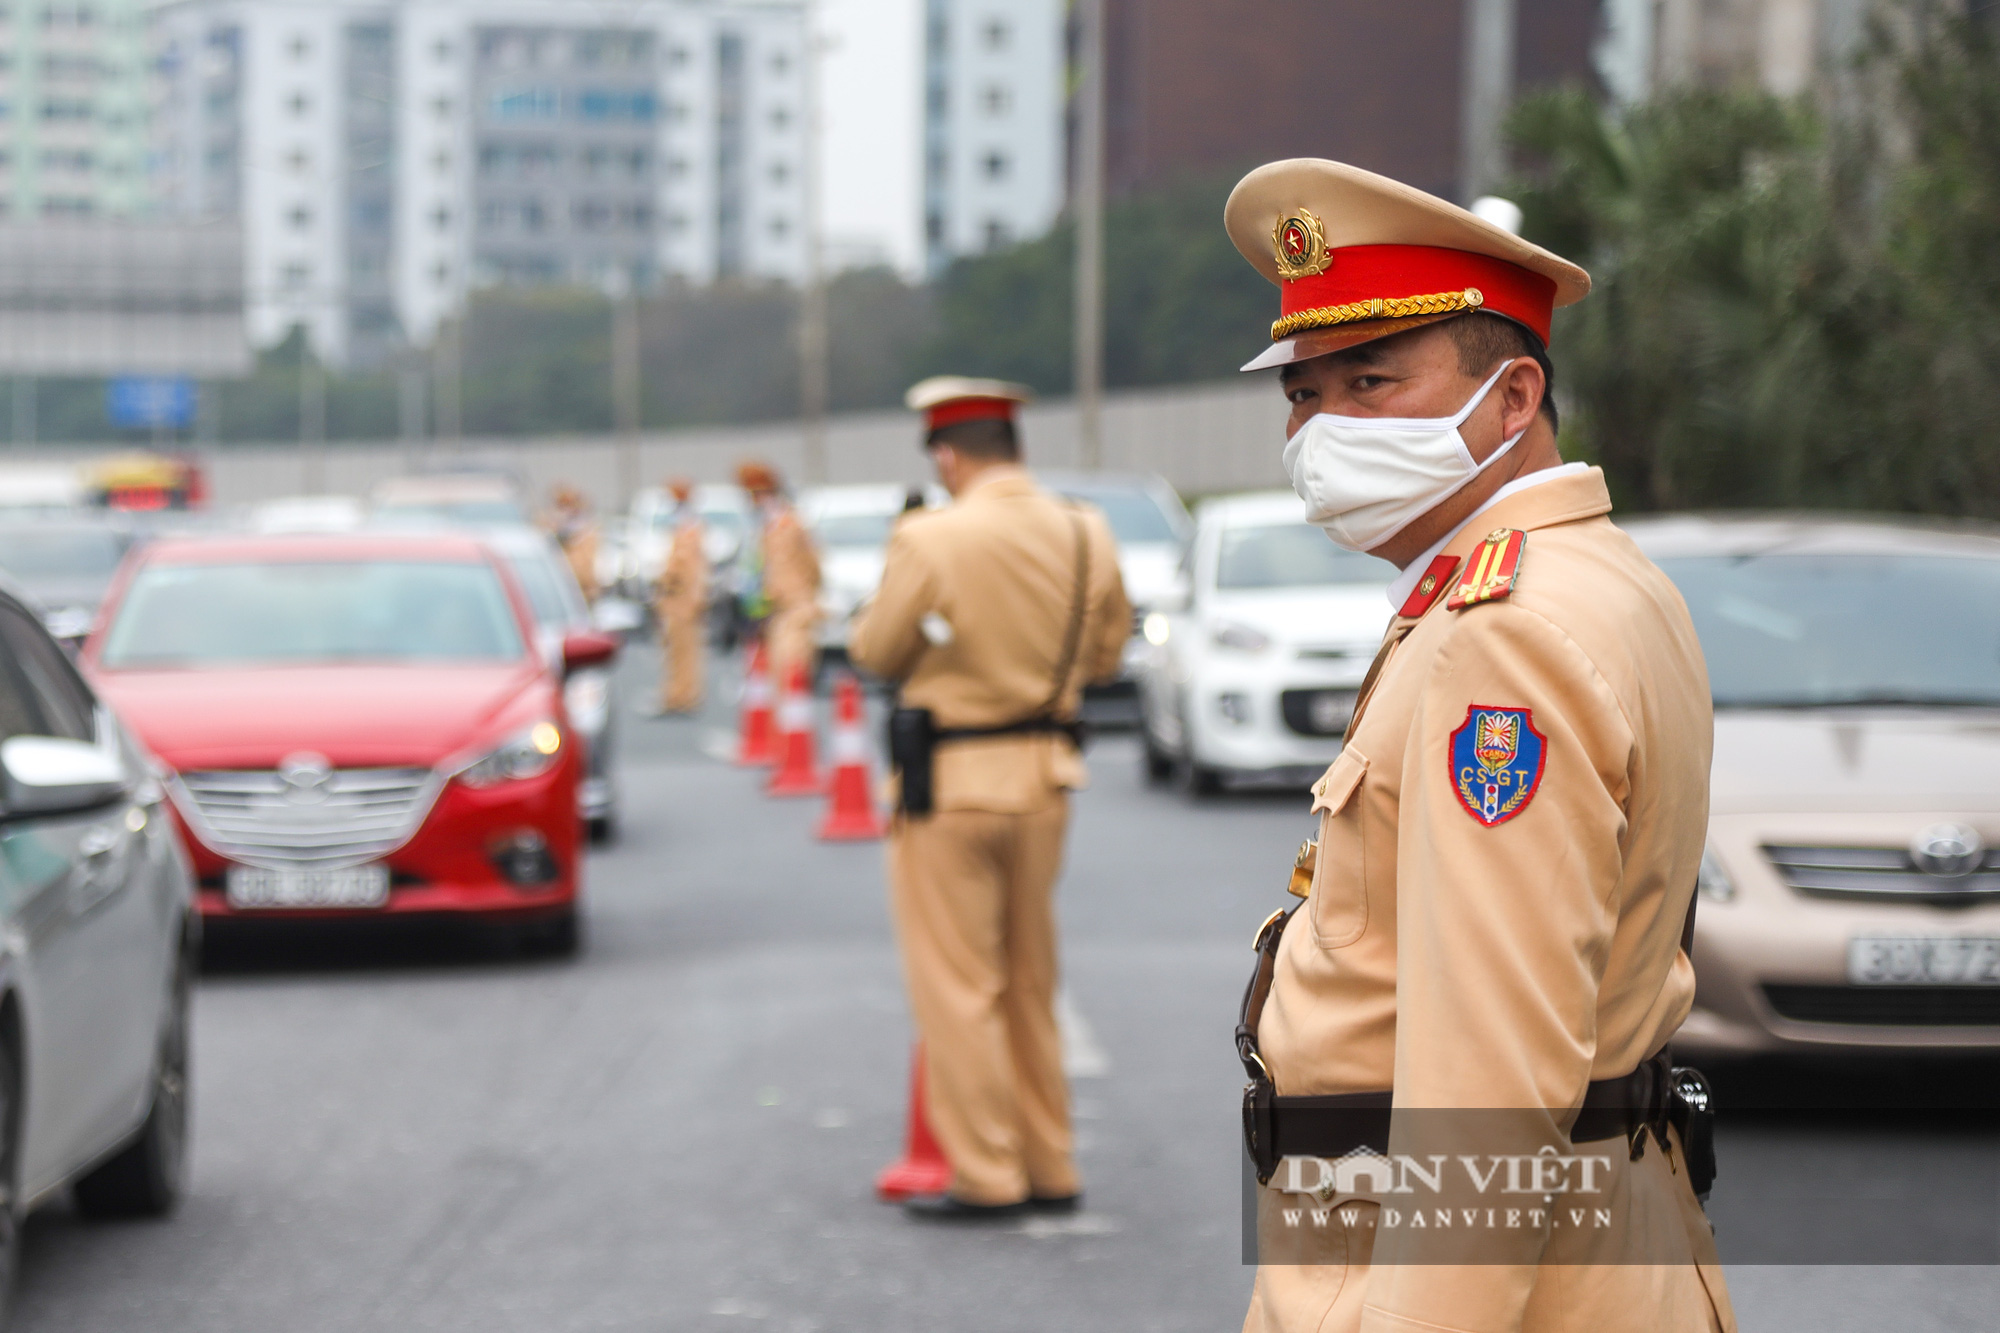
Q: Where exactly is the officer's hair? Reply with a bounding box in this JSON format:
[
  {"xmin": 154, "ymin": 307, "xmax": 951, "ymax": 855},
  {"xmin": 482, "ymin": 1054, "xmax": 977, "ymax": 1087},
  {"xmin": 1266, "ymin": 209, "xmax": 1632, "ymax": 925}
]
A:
[
  {"xmin": 925, "ymin": 417, "xmax": 1020, "ymax": 460},
  {"xmin": 1445, "ymin": 313, "xmax": 1558, "ymax": 435}
]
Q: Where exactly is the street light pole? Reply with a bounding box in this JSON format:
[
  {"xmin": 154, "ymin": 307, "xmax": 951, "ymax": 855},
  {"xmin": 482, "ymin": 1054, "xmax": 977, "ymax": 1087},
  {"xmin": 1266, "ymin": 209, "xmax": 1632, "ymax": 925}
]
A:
[
  {"xmin": 611, "ymin": 266, "xmax": 642, "ymax": 508},
  {"xmin": 798, "ymin": 0, "xmax": 829, "ymax": 487},
  {"xmin": 299, "ymin": 328, "xmax": 326, "ymax": 493},
  {"xmin": 1072, "ymin": 0, "xmax": 1105, "ymax": 472}
]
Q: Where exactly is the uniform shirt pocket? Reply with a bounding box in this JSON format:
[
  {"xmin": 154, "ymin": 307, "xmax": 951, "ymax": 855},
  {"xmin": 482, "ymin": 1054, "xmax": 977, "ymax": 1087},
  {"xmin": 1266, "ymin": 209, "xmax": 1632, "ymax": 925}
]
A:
[{"xmin": 1308, "ymin": 746, "xmax": 1370, "ymax": 950}]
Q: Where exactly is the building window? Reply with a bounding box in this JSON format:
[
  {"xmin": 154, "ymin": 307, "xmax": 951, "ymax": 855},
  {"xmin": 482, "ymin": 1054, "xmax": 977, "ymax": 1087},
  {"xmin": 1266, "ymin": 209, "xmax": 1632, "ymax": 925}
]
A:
[
  {"xmin": 288, "ymin": 33, "xmax": 310, "ymax": 60},
  {"xmin": 769, "ymin": 105, "xmax": 791, "ymax": 130},
  {"xmin": 982, "ymin": 150, "xmax": 1008, "ymax": 180},
  {"xmin": 431, "ymin": 94, "xmax": 452, "ymax": 120},
  {"xmin": 432, "ymin": 261, "xmax": 450, "ymax": 286},
  {"xmin": 281, "ymin": 261, "xmax": 310, "ymax": 290},
  {"xmin": 523, "ymin": 199, "xmax": 545, "ymax": 231},
  {"xmin": 288, "ymin": 90, "xmax": 310, "ymax": 116},
  {"xmin": 983, "ymin": 218, "xmax": 1010, "ymax": 250},
  {"xmin": 665, "ymin": 211, "xmax": 688, "ymax": 233},
  {"xmin": 286, "ymin": 147, "xmax": 309, "ymax": 172},
  {"xmin": 666, "ymin": 155, "xmax": 688, "ymax": 178},
  {"xmin": 982, "ymin": 18, "xmax": 1009, "ymax": 49},
  {"xmin": 769, "ymin": 160, "xmax": 790, "ymax": 185},
  {"xmin": 433, "ymin": 38, "xmax": 452, "ymax": 63},
  {"xmin": 432, "ymin": 148, "xmax": 451, "ymax": 174},
  {"xmin": 288, "ymin": 204, "xmax": 311, "ymax": 229},
  {"xmin": 981, "ymin": 84, "xmax": 1010, "ymax": 115},
  {"xmin": 668, "ymin": 46, "xmax": 689, "ymax": 67},
  {"xmin": 769, "ymin": 215, "xmax": 790, "ymax": 239},
  {"xmin": 431, "ymin": 205, "xmax": 451, "ymax": 231},
  {"xmin": 770, "ymin": 49, "xmax": 791, "ymax": 74}
]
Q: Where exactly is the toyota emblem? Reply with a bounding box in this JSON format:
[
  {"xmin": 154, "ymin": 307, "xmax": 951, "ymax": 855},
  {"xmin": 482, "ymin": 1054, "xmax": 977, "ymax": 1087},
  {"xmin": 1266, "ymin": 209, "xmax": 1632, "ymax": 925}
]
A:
[
  {"xmin": 277, "ymin": 752, "xmax": 334, "ymax": 805},
  {"xmin": 1910, "ymin": 823, "xmax": 1984, "ymax": 878}
]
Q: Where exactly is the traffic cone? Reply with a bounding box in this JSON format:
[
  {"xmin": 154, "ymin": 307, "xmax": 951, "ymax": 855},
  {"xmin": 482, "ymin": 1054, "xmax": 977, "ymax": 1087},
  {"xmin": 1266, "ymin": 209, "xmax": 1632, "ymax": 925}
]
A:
[
  {"xmin": 817, "ymin": 673, "xmax": 885, "ymax": 840},
  {"xmin": 735, "ymin": 641, "xmax": 777, "ymax": 766},
  {"xmin": 764, "ymin": 662, "xmax": 823, "ymax": 796},
  {"xmin": 875, "ymin": 1042, "xmax": 953, "ymax": 1201}
]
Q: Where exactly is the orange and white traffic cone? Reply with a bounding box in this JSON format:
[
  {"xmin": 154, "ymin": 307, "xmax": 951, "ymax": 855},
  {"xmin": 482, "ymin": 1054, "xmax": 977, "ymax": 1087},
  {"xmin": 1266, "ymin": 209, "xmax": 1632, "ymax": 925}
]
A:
[
  {"xmin": 735, "ymin": 641, "xmax": 777, "ymax": 766},
  {"xmin": 764, "ymin": 662, "xmax": 823, "ymax": 796},
  {"xmin": 875, "ymin": 1042, "xmax": 953, "ymax": 1201},
  {"xmin": 817, "ymin": 673, "xmax": 885, "ymax": 840}
]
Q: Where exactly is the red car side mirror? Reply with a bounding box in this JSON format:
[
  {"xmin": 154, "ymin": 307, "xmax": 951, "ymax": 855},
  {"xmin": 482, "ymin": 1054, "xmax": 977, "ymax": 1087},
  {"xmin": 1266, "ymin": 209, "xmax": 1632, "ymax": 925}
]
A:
[{"xmin": 561, "ymin": 630, "xmax": 620, "ymax": 673}]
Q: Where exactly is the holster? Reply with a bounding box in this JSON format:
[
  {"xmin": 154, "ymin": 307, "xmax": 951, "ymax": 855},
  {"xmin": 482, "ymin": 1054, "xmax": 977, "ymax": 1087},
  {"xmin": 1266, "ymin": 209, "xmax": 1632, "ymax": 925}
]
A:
[
  {"xmin": 887, "ymin": 706, "xmax": 937, "ymax": 817},
  {"xmin": 1667, "ymin": 1065, "xmax": 1717, "ymax": 1204}
]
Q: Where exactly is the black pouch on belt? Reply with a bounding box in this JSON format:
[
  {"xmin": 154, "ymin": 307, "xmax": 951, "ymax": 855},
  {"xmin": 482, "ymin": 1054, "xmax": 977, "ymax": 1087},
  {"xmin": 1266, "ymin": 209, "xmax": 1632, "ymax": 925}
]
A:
[
  {"xmin": 1667, "ymin": 1065, "xmax": 1717, "ymax": 1204},
  {"xmin": 887, "ymin": 706, "xmax": 937, "ymax": 816}
]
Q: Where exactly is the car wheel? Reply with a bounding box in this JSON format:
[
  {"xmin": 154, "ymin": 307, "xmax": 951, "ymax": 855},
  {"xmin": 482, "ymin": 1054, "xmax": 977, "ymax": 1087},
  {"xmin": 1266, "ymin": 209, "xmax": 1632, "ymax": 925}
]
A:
[
  {"xmin": 0, "ymin": 1029, "xmax": 21, "ymax": 1325},
  {"xmin": 1177, "ymin": 705, "xmax": 1224, "ymax": 797},
  {"xmin": 1141, "ymin": 729, "xmax": 1174, "ymax": 784},
  {"xmin": 587, "ymin": 813, "xmax": 617, "ymax": 845},
  {"xmin": 74, "ymin": 935, "xmax": 190, "ymax": 1220},
  {"xmin": 517, "ymin": 907, "xmax": 582, "ymax": 959}
]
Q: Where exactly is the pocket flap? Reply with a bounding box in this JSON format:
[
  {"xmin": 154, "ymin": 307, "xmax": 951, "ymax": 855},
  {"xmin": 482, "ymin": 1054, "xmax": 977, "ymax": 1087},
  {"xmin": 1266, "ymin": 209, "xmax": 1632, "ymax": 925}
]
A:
[{"xmin": 1310, "ymin": 747, "xmax": 1369, "ymax": 816}]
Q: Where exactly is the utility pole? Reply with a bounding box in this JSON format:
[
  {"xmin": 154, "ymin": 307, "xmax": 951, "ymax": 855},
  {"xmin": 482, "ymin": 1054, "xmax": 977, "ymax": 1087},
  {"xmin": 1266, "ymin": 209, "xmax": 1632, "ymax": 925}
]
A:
[
  {"xmin": 399, "ymin": 352, "xmax": 427, "ymax": 468},
  {"xmin": 797, "ymin": 0, "xmax": 829, "ymax": 487},
  {"xmin": 433, "ymin": 316, "xmax": 462, "ymax": 450},
  {"xmin": 299, "ymin": 329, "xmax": 326, "ymax": 493},
  {"xmin": 10, "ymin": 378, "xmax": 33, "ymax": 447},
  {"xmin": 610, "ymin": 265, "xmax": 643, "ymax": 508},
  {"xmin": 1072, "ymin": 0, "xmax": 1106, "ymax": 472},
  {"xmin": 1459, "ymin": 0, "xmax": 1518, "ymax": 200}
]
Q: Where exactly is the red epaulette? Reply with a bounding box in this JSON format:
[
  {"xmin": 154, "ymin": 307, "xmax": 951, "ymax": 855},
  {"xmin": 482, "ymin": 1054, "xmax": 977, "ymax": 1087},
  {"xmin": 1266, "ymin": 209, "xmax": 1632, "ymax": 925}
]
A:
[
  {"xmin": 1445, "ymin": 528, "xmax": 1526, "ymax": 610},
  {"xmin": 1397, "ymin": 554, "xmax": 1460, "ymax": 618}
]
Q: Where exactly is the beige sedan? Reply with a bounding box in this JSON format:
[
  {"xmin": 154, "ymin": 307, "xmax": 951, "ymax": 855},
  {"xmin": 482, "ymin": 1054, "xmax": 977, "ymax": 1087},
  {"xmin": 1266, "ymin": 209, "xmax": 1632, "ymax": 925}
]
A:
[{"xmin": 1623, "ymin": 514, "xmax": 2000, "ymax": 1057}]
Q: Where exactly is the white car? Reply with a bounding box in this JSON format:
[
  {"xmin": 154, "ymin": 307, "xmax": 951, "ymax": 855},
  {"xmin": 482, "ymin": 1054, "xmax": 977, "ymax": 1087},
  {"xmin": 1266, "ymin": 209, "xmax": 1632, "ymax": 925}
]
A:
[
  {"xmin": 799, "ymin": 483, "xmax": 945, "ymax": 657},
  {"xmin": 1135, "ymin": 490, "xmax": 1392, "ymax": 793}
]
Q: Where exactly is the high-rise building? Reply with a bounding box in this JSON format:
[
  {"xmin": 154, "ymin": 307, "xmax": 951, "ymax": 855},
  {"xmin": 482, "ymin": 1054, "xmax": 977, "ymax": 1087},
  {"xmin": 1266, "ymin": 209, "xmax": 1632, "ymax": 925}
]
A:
[
  {"xmin": 1, "ymin": 0, "xmax": 153, "ymax": 221},
  {"xmin": 920, "ymin": 0, "xmax": 1063, "ymax": 276},
  {"xmin": 149, "ymin": 0, "xmax": 807, "ymax": 367},
  {"xmin": 1623, "ymin": 0, "xmax": 1868, "ymax": 100}
]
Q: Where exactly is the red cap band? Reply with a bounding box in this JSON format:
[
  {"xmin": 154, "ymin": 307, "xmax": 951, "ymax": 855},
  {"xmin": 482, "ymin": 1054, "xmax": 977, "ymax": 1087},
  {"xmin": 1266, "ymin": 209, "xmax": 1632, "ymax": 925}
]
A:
[
  {"xmin": 925, "ymin": 397, "xmax": 1019, "ymax": 432},
  {"xmin": 1279, "ymin": 244, "xmax": 1557, "ymax": 344}
]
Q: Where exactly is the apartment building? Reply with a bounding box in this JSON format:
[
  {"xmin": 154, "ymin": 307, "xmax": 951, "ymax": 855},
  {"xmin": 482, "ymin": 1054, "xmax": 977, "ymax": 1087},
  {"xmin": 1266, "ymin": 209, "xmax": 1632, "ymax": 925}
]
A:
[
  {"xmin": 920, "ymin": 0, "xmax": 1063, "ymax": 275},
  {"xmin": 150, "ymin": 0, "xmax": 807, "ymax": 367},
  {"xmin": 0, "ymin": 0, "xmax": 151, "ymax": 220}
]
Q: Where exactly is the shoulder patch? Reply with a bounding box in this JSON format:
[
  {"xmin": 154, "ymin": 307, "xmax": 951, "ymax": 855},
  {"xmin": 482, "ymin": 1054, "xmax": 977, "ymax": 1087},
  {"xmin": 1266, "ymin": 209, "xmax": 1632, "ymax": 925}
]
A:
[
  {"xmin": 1449, "ymin": 705, "xmax": 1546, "ymax": 826},
  {"xmin": 1445, "ymin": 528, "xmax": 1526, "ymax": 610}
]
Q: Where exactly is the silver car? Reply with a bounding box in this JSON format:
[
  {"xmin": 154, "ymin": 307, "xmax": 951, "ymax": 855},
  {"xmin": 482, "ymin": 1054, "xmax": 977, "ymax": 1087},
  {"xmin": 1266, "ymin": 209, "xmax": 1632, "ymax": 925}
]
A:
[{"xmin": 0, "ymin": 578, "xmax": 195, "ymax": 1312}]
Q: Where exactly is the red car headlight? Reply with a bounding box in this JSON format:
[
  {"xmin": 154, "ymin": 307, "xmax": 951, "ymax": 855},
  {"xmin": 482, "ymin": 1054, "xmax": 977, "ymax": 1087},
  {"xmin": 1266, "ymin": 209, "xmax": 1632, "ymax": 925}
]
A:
[{"xmin": 454, "ymin": 721, "xmax": 563, "ymax": 788}]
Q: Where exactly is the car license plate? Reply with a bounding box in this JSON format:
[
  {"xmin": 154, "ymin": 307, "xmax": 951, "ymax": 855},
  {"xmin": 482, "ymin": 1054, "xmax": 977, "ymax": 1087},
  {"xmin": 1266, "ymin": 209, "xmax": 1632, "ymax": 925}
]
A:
[
  {"xmin": 225, "ymin": 864, "xmax": 390, "ymax": 910},
  {"xmin": 1847, "ymin": 937, "xmax": 2000, "ymax": 985}
]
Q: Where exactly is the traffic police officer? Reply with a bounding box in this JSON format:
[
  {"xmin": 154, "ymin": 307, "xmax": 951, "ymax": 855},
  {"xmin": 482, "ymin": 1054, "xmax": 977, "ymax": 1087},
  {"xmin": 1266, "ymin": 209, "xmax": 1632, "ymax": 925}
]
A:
[
  {"xmin": 849, "ymin": 377, "xmax": 1131, "ymax": 1219},
  {"xmin": 736, "ymin": 461, "xmax": 822, "ymax": 687},
  {"xmin": 545, "ymin": 484, "xmax": 601, "ymax": 602},
  {"xmin": 1226, "ymin": 161, "xmax": 1735, "ymax": 1330},
  {"xmin": 653, "ymin": 477, "xmax": 708, "ymax": 714}
]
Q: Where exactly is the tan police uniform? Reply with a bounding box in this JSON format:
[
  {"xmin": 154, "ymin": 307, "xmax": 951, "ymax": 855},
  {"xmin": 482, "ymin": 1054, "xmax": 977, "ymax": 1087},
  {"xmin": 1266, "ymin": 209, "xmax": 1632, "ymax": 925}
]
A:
[
  {"xmin": 1223, "ymin": 161, "xmax": 1735, "ymax": 1332},
  {"xmin": 759, "ymin": 506, "xmax": 821, "ymax": 687},
  {"xmin": 849, "ymin": 407, "xmax": 1131, "ymax": 1205},
  {"xmin": 545, "ymin": 486, "xmax": 601, "ymax": 603},
  {"xmin": 654, "ymin": 482, "xmax": 708, "ymax": 713}
]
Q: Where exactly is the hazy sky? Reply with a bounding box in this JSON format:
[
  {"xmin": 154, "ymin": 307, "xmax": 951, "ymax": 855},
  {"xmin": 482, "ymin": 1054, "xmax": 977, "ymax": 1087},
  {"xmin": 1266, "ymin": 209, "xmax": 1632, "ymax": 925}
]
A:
[{"xmin": 818, "ymin": 0, "xmax": 924, "ymax": 275}]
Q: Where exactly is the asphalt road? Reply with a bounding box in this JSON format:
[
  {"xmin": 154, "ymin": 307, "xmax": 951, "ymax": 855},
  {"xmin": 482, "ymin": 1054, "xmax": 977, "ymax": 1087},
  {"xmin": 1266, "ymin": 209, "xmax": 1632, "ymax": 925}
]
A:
[{"xmin": 13, "ymin": 645, "xmax": 2000, "ymax": 1331}]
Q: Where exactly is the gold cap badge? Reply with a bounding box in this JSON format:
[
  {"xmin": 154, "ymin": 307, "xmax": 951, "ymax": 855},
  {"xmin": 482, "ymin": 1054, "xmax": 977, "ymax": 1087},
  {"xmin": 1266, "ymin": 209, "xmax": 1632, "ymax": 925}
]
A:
[{"xmin": 1272, "ymin": 208, "xmax": 1330, "ymax": 280}]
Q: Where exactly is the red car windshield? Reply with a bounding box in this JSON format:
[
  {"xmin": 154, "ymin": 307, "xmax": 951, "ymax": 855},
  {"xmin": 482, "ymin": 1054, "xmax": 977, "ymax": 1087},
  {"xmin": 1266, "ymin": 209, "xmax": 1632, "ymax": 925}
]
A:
[{"xmin": 99, "ymin": 559, "xmax": 527, "ymax": 669}]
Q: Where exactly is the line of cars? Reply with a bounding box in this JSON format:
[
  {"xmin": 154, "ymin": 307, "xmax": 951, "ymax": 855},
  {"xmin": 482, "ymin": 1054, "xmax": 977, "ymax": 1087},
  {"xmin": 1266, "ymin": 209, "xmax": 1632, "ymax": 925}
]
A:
[{"xmin": 0, "ymin": 477, "xmax": 625, "ymax": 1316}]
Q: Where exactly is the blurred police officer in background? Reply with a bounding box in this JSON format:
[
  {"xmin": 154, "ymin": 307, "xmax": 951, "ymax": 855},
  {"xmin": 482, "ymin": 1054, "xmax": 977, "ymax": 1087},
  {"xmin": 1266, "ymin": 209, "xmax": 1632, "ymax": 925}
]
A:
[
  {"xmin": 850, "ymin": 377, "xmax": 1131, "ymax": 1221},
  {"xmin": 736, "ymin": 461, "xmax": 821, "ymax": 687},
  {"xmin": 544, "ymin": 483, "xmax": 601, "ymax": 603},
  {"xmin": 653, "ymin": 476, "xmax": 707, "ymax": 715},
  {"xmin": 1226, "ymin": 161, "xmax": 1732, "ymax": 1331}
]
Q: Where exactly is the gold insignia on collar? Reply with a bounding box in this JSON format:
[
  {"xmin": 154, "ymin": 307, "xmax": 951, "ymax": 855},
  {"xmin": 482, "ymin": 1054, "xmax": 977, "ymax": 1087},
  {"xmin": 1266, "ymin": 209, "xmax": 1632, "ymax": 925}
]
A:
[{"xmin": 1272, "ymin": 208, "xmax": 1330, "ymax": 280}]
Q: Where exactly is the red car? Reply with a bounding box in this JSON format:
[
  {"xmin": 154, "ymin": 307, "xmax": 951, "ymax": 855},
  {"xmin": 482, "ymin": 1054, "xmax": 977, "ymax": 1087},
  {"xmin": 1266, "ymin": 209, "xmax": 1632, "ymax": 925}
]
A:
[{"xmin": 82, "ymin": 531, "xmax": 617, "ymax": 953}]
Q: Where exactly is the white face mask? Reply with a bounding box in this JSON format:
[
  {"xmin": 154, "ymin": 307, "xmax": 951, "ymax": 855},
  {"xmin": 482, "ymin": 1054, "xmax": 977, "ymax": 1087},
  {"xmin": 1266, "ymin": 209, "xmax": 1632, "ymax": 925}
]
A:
[{"xmin": 1282, "ymin": 363, "xmax": 1523, "ymax": 552}]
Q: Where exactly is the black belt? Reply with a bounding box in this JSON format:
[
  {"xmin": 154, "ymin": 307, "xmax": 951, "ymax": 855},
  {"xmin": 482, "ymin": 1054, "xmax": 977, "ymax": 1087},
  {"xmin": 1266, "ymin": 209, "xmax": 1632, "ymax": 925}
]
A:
[
  {"xmin": 935, "ymin": 716, "xmax": 1086, "ymax": 747},
  {"xmin": 1237, "ymin": 906, "xmax": 1715, "ymax": 1200}
]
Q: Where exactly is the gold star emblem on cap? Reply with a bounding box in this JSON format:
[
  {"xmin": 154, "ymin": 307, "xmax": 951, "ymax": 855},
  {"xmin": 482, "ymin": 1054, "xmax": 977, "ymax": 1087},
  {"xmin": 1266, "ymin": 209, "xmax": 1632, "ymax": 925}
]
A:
[{"xmin": 1271, "ymin": 208, "xmax": 1330, "ymax": 280}]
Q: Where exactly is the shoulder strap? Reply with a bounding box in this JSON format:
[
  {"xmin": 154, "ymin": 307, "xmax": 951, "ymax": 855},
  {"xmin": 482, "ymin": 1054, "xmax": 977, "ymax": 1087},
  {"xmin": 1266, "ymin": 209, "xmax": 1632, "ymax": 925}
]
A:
[{"xmin": 1036, "ymin": 507, "xmax": 1091, "ymax": 719}]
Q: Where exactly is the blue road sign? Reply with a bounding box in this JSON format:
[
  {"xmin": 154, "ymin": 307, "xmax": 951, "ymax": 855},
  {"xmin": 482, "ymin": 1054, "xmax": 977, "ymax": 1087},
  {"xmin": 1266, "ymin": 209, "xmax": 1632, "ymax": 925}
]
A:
[{"xmin": 106, "ymin": 377, "xmax": 198, "ymax": 431}]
